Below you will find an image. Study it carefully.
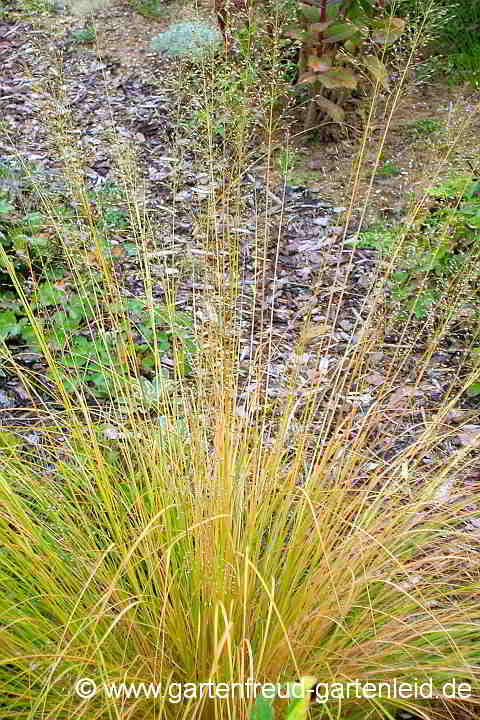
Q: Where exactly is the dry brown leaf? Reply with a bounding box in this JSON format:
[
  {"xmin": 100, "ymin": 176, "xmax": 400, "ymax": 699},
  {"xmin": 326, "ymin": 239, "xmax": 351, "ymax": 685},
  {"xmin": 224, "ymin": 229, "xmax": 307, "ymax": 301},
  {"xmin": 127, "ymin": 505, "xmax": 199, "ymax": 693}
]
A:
[
  {"xmin": 446, "ymin": 409, "xmax": 467, "ymax": 424},
  {"xmin": 314, "ymin": 94, "xmax": 345, "ymax": 124},
  {"xmin": 365, "ymin": 371, "xmax": 386, "ymax": 387},
  {"xmin": 433, "ymin": 478, "xmax": 454, "ymax": 503},
  {"xmin": 307, "ymin": 21, "xmax": 332, "ymax": 33},
  {"xmin": 387, "ymin": 385, "xmax": 416, "ymax": 408},
  {"xmin": 456, "ymin": 425, "xmax": 480, "ymax": 448},
  {"xmin": 86, "ymin": 251, "xmax": 99, "ymax": 266},
  {"xmin": 446, "ymin": 409, "xmax": 479, "ymax": 424},
  {"xmin": 307, "ymin": 55, "xmax": 333, "ymax": 72},
  {"xmin": 301, "ymin": 324, "xmax": 332, "ymax": 343},
  {"xmin": 308, "ymin": 356, "xmax": 330, "ymax": 383},
  {"xmin": 297, "ymin": 71, "xmax": 318, "ymax": 85}
]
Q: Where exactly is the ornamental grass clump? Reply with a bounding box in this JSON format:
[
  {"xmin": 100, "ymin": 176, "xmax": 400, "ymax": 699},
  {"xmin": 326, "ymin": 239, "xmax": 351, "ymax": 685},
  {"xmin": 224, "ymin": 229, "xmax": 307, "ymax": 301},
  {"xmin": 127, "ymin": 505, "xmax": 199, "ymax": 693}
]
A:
[
  {"xmin": 1, "ymin": 322, "xmax": 480, "ymax": 720},
  {"xmin": 2, "ymin": 130, "xmax": 480, "ymax": 717}
]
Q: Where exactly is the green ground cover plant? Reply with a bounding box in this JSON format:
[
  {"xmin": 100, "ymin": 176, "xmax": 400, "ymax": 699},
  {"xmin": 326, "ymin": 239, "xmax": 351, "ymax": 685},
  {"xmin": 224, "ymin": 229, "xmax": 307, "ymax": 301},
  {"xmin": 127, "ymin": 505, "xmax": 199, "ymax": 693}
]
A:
[
  {"xmin": 131, "ymin": 0, "xmax": 171, "ymax": 20},
  {"xmin": 433, "ymin": 0, "xmax": 480, "ymax": 87},
  {"xmin": 0, "ymin": 1, "xmax": 480, "ymax": 719},
  {"xmin": 68, "ymin": 24, "xmax": 96, "ymax": 43},
  {"xmin": 0, "ymin": 164, "xmax": 197, "ymax": 401},
  {"xmin": 348, "ymin": 172, "xmax": 480, "ymax": 318},
  {"xmin": 398, "ymin": 0, "xmax": 480, "ymax": 87},
  {"xmin": 376, "ymin": 159, "xmax": 401, "ymax": 177},
  {"xmin": 407, "ymin": 116, "xmax": 444, "ymax": 138}
]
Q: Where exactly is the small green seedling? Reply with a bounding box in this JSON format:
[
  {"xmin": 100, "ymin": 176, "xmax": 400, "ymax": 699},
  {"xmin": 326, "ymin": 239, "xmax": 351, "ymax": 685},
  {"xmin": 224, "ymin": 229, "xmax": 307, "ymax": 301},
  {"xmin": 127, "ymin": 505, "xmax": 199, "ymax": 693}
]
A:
[
  {"xmin": 408, "ymin": 116, "xmax": 443, "ymax": 138},
  {"xmin": 377, "ymin": 160, "xmax": 401, "ymax": 178},
  {"xmin": 69, "ymin": 26, "xmax": 96, "ymax": 44}
]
